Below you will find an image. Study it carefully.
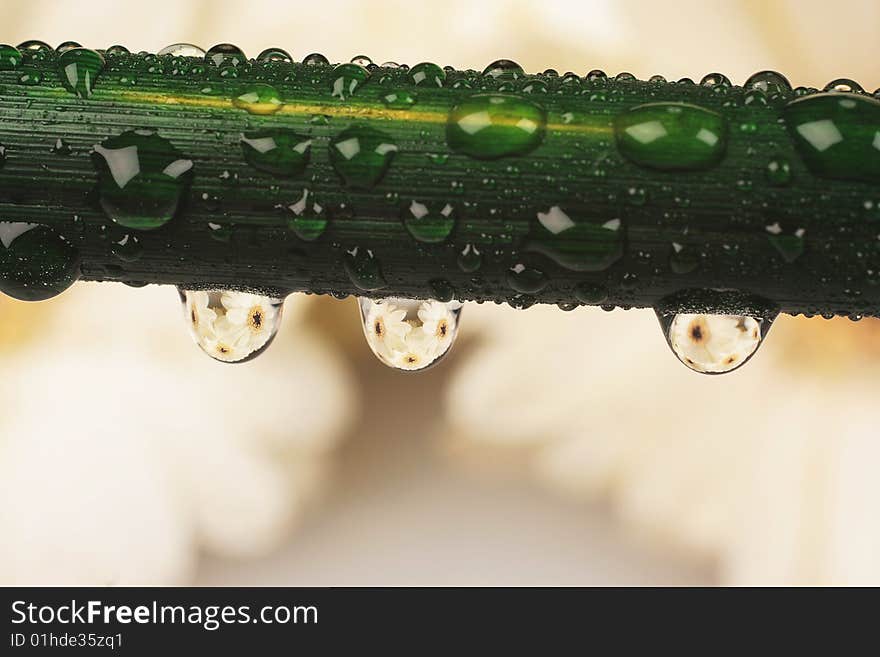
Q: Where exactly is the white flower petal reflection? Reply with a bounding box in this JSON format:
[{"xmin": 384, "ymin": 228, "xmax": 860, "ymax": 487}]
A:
[
  {"xmin": 180, "ymin": 289, "xmax": 283, "ymax": 363},
  {"xmin": 358, "ymin": 297, "xmax": 462, "ymax": 371},
  {"xmin": 666, "ymin": 313, "xmax": 765, "ymax": 374}
]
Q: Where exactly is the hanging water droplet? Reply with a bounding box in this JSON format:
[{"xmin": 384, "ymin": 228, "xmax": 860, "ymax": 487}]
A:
[
  {"xmin": 331, "ymin": 63, "xmax": 369, "ymax": 99},
  {"xmin": 523, "ymin": 206, "xmax": 624, "ymax": 271},
  {"xmin": 256, "ymin": 47, "xmax": 292, "ymax": 64},
  {"xmin": 614, "ymin": 102, "xmax": 728, "ymax": 171},
  {"xmin": 457, "ymin": 243, "xmax": 482, "ymax": 272},
  {"xmin": 232, "ymin": 83, "xmax": 282, "ymax": 115},
  {"xmin": 344, "ymin": 247, "xmax": 387, "ymax": 291},
  {"xmin": 0, "ymin": 222, "xmax": 80, "ymax": 301},
  {"xmin": 409, "ymin": 62, "xmax": 445, "ymax": 87},
  {"xmin": 744, "ymin": 70, "xmax": 791, "ymax": 95},
  {"xmin": 284, "ymin": 189, "xmax": 327, "ymax": 241},
  {"xmin": 57, "ymin": 48, "xmax": 105, "ymax": 98},
  {"xmin": 358, "ymin": 297, "xmax": 461, "ymax": 371},
  {"xmin": 401, "ymin": 200, "xmax": 456, "ymax": 243},
  {"xmin": 658, "ymin": 312, "xmax": 771, "ymax": 375},
  {"xmin": 92, "ymin": 129, "xmax": 194, "ymax": 230},
  {"xmin": 180, "ymin": 289, "xmax": 283, "ymax": 363},
  {"xmin": 382, "ymin": 89, "xmax": 417, "ymax": 108},
  {"xmin": 0, "ymin": 44, "xmax": 22, "ymax": 69},
  {"xmin": 507, "ymin": 263, "xmax": 547, "ymax": 294},
  {"xmin": 241, "ymin": 130, "xmax": 311, "ymax": 176},
  {"xmin": 447, "ymin": 94, "xmax": 546, "ymax": 160},
  {"xmin": 782, "ymin": 92, "xmax": 880, "ymax": 183},
  {"xmin": 205, "ymin": 44, "xmax": 245, "ymax": 67},
  {"xmin": 765, "ymin": 222, "xmax": 806, "ymax": 262},
  {"xmin": 329, "ymin": 126, "xmax": 397, "ymax": 189},
  {"xmin": 302, "ymin": 52, "xmax": 329, "ymax": 66},
  {"xmin": 823, "ymin": 78, "xmax": 863, "ymax": 94},
  {"xmin": 483, "ymin": 59, "xmax": 524, "ymax": 80},
  {"xmin": 158, "ymin": 43, "xmax": 205, "ymax": 58}
]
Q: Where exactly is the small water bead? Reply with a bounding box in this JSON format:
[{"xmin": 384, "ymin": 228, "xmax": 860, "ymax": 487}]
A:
[
  {"xmin": 669, "ymin": 242, "xmax": 699, "ymax": 274},
  {"xmin": 358, "ymin": 297, "xmax": 462, "ymax": 371},
  {"xmin": 0, "ymin": 223, "xmax": 80, "ymax": 301},
  {"xmin": 824, "ymin": 78, "xmax": 862, "ymax": 93},
  {"xmin": 409, "ymin": 62, "xmax": 445, "ymax": 87},
  {"xmin": 344, "ymin": 247, "xmax": 387, "ymax": 291},
  {"xmin": 284, "ymin": 189, "xmax": 327, "ymax": 241},
  {"xmin": 648, "ymin": 74, "xmax": 666, "ymax": 84},
  {"xmin": 57, "ymin": 48, "xmax": 105, "ymax": 98},
  {"xmin": 241, "ymin": 130, "xmax": 311, "ymax": 177},
  {"xmin": 447, "ymin": 94, "xmax": 546, "ymax": 160},
  {"xmin": 507, "ymin": 263, "xmax": 547, "ymax": 294},
  {"xmin": 180, "ymin": 290, "xmax": 283, "ymax": 364},
  {"xmin": 483, "ymin": 59, "xmax": 524, "ymax": 80},
  {"xmin": 401, "ymin": 200, "xmax": 456, "ymax": 243},
  {"xmin": 0, "ymin": 44, "xmax": 22, "ymax": 69},
  {"xmin": 744, "ymin": 70, "xmax": 791, "ymax": 95},
  {"xmin": 586, "ymin": 69, "xmax": 607, "ymax": 82},
  {"xmin": 382, "ymin": 89, "xmax": 417, "ymax": 108},
  {"xmin": 350, "ymin": 54, "xmax": 372, "ymax": 67},
  {"xmin": 256, "ymin": 47, "xmax": 292, "ymax": 64},
  {"xmin": 55, "ymin": 41, "xmax": 82, "ymax": 53},
  {"xmin": 380, "ymin": 61, "xmax": 400, "ymax": 69},
  {"xmin": 457, "ymin": 243, "xmax": 482, "ymax": 272},
  {"xmin": 614, "ymin": 72, "xmax": 636, "ymax": 82},
  {"xmin": 783, "ymin": 92, "xmax": 880, "ymax": 183},
  {"xmin": 765, "ymin": 222, "xmax": 806, "ymax": 263},
  {"xmin": 659, "ymin": 312, "xmax": 769, "ymax": 375},
  {"xmin": 518, "ymin": 78, "xmax": 548, "ymax": 94},
  {"xmin": 302, "ymin": 52, "xmax": 330, "ymax": 66},
  {"xmin": 110, "ymin": 232, "xmax": 143, "ymax": 262},
  {"xmin": 614, "ymin": 102, "xmax": 728, "ymax": 171},
  {"xmin": 92, "ymin": 129, "xmax": 194, "ymax": 230},
  {"xmin": 765, "ymin": 156, "xmax": 792, "ymax": 186},
  {"xmin": 700, "ymin": 72, "xmax": 731, "ymax": 88},
  {"xmin": 205, "ymin": 44, "xmax": 246, "ymax": 67},
  {"xmin": 105, "ymin": 45, "xmax": 129, "ymax": 56},
  {"xmin": 232, "ymin": 83, "xmax": 282, "ymax": 114},
  {"xmin": 157, "ymin": 43, "xmax": 205, "ymax": 58},
  {"xmin": 524, "ymin": 206, "xmax": 624, "ymax": 272},
  {"xmin": 331, "ymin": 63, "xmax": 369, "ymax": 99},
  {"xmin": 329, "ymin": 126, "xmax": 398, "ymax": 189}
]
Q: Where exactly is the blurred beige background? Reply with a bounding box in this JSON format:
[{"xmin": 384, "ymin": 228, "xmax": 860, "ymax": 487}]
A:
[{"xmin": 1, "ymin": 0, "xmax": 878, "ymax": 586}]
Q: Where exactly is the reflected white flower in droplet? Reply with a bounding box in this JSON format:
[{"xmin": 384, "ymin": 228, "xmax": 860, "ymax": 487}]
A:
[
  {"xmin": 364, "ymin": 300, "xmax": 411, "ymax": 356},
  {"xmin": 667, "ymin": 313, "xmax": 762, "ymax": 374},
  {"xmin": 418, "ymin": 300, "xmax": 460, "ymax": 356}
]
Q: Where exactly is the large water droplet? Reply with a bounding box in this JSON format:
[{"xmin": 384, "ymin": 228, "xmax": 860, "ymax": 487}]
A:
[
  {"xmin": 57, "ymin": 48, "xmax": 105, "ymax": 98},
  {"xmin": 401, "ymin": 200, "xmax": 456, "ymax": 243},
  {"xmin": 483, "ymin": 59, "xmax": 524, "ymax": 80},
  {"xmin": 92, "ymin": 129, "xmax": 194, "ymax": 230},
  {"xmin": 409, "ymin": 62, "xmax": 445, "ymax": 87},
  {"xmin": 358, "ymin": 297, "xmax": 461, "ymax": 371},
  {"xmin": 0, "ymin": 222, "xmax": 80, "ymax": 301},
  {"xmin": 507, "ymin": 263, "xmax": 547, "ymax": 294},
  {"xmin": 447, "ymin": 94, "xmax": 546, "ymax": 160},
  {"xmin": 344, "ymin": 247, "xmax": 387, "ymax": 291},
  {"xmin": 614, "ymin": 102, "xmax": 728, "ymax": 171},
  {"xmin": 180, "ymin": 289, "xmax": 283, "ymax": 363},
  {"xmin": 158, "ymin": 43, "xmax": 205, "ymax": 58},
  {"xmin": 284, "ymin": 189, "xmax": 327, "ymax": 241},
  {"xmin": 0, "ymin": 44, "xmax": 22, "ymax": 70},
  {"xmin": 241, "ymin": 130, "xmax": 310, "ymax": 177},
  {"xmin": 56, "ymin": 41, "xmax": 82, "ymax": 53},
  {"xmin": 523, "ymin": 206, "xmax": 624, "ymax": 271},
  {"xmin": 744, "ymin": 70, "xmax": 791, "ymax": 95},
  {"xmin": 256, "ymin": 47, "xmax": 292, "ymax": 64},
  {"xmin": 17, "ymin": 40, "xmax": 51, "ymax": 54},
  {"xmin": 659, "ymin": 312, "xmax": 771, "ymax": 375},
  {"xmin": 700, "ymin": 72, "xmax": 731, "ymax": 88},
  {"xmin": 823, "ymin": 78, "xmax": 862, "ymax": 94},
  {"xmin": 782, "ymin": 92, "xmax": 880, "ymax": 184},
  {"xmin": 233, "ymin": 83, "xmax": 282, "ymax": 115},
  {"xmin": 205, "ymin": 44, "xmax": 246, "ymax": 67},
  {"xmin": 331, "ymin": 63, "xmax": 369, "ymax": 99},
  {"xmin": 302, "ymin": 52, "xmax": 330, "ymax": 66},
  {"xmin": 329, "ymin": 126, "xmax": 398, "ymax": 189}
]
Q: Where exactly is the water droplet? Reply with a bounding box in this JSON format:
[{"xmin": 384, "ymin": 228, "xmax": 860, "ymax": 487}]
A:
[
  {"xmin": 51, "ymin": 138, "xmax": 71, "ymax": 155},
  {"xmin": 409, "ymin": 62, "xmax": 445, "ymax": 87},
  {"xmin": 0, "ymin": 44, "xmax": 22, "ymax": 70},
  {"xmin": 350, "ymin": 54, "xmax": 373, "ymax": 67},
  {"xmin": 256, "ymin": 47, "xmax": 292, "ymax": 64},
  {"xmin": 765, "ymin": 156, "xmax": 792, "ymax": 186},
  {"xmin": 344, "ymin": 247, "xmax": 387, "ymax": 291},
  {"xmin": 331, "ymin": 63, "xmax": 369, "ymax": 99},
  {"xmin": 401, "ymin": 200, "xmax": 456, "ymax": 243},
  {"xmin": 382, "ymin": 89, "xmax": 417, "ymax": 108},
  {"xmin": 284, "ymin": 189, "xmax": 327, "ymax": 241},
  {"xmin": 302, "ymin": 52, "xmax": 329, "ymax": 66},
  {"xmin": 523, "ymin": 206, "xmax": 624, "ymax": 271},
  {"xmin": 615, "ymin": 72, "xmax": 636, "ymax": 82},
  {"xmin": 575, "ymin": 282, "xmax": 607, "ymax": 304},
  {"xmin": 205, "ymin": 44, "xmax": 245, "ymax": 67},
  {"xmin": 669, "ymin": 242, "xmax": 699, "ymax": 274},
  {"xmin": 507, "ymin": 262, "xmax": 547, "ymax": 294},
  {"xmin": 744, "ymin": 70, "xmax": 791, "ymax": 95},
  {"xmin": 110, "ymin": 232, "xmax": 143, "ymax": 262},
  {"xmin": 428, "ymin": 279, "xmax": 455, "ymax": 303},
  {"xmin": 329, "ymin": 126, "xmax": 398, "ymax": 189},
  {"xmin": 659, "ymin": 312, "xmax": 770, "ymax": 374},
  {"xmin": 17, "ymin": 40, "xmax": 51, "ymax": 53},
  {"xmin": 447, "ymin": 94, "xmax": 546, "ymax": 160},
  {"xmin": 241, "ymin": 129, "xmax": 311, "ymax": 177},
  {"xmin": 56, "ymin": 41, "xmax": 82, "ymax": 53},
  {"xmin": 457, "ymin": 243, "xmax": 482, "ymax": 272},
  {"xmin": 614, "ymin": 102, "xmax": 728, "ymax": 171},
  {"xmin": 483, "ymin": 59, "xmax": 524, "ymax": 80},
  {"xmin": 824, "ymin": 78, "xmax": 862, "ymax": 93},
  {"xmin": 180, "ymin": 290, "xmax": 283, "ymax": 363},
  {"xmin": 0, "ymin": 223, "xmax": 80, "ymax": 301},
  {"xmin": 358, "ymin": 297, "xmax": 461, "ymax": 371},
  {"xmin": 105, "ymin": 45, "xmax": 129, "ymax": 56},
  {"xmin": 765, "ymin": 222, "xmax": 806, "ymax": 262},
  {"xmin": 518, "ymin": 78, "xmax": 548, "ymax": 94},
  {"xmin": 158, "ymin": 43, "xmax": 205, "ymax": 58},
  {"xmin": 586, "ymin": 69, "xmax": 607, "ymax": 82},
  {"xmin": 783, "ymin": 92, "xmax": 880, "ymax": 183},
  {"xmin": 57, "ymin": 48, "xmax": 104, "ymax": 98},
  {"xmin": 700, "ymin": 72, "xmax": 731, "ymax": 88},
  {"xmin": 92, "ymin": 129, "xmax": 194, "ymax": 230},
  {"xmin": 232, "ymin": 83, "xmax": 282, "ymax": 114}
]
